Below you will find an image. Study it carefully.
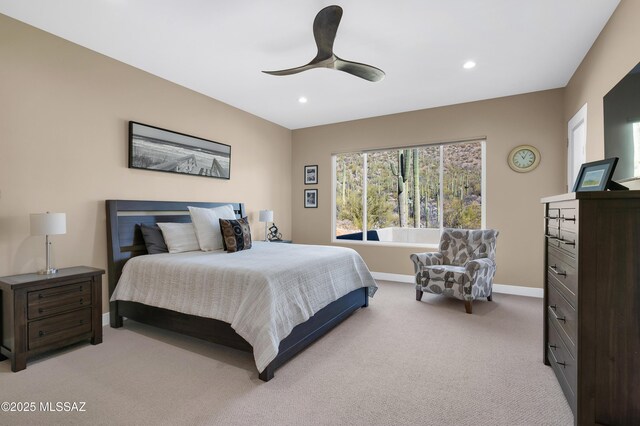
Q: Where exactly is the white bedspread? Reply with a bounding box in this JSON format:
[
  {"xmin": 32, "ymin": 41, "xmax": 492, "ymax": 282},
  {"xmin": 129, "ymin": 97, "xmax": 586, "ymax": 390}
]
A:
[{"xmin": 111, "ymin": 242, "xmax": 377, "ymax": 372}]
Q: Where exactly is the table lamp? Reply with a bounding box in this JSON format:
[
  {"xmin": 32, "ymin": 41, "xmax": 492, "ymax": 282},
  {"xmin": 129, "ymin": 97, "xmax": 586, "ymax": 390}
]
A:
[
  {"xmin": 259, "ymin": 210, "xmax": 273, "ymax": 242},
  {"xmin": 30, "ymin": 212, "xmax": 66, "ymax": 275}
]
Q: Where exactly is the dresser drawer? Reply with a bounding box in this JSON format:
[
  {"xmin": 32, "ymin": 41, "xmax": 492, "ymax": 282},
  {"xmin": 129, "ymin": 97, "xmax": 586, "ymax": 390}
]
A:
[
  {"xmin": 27, "ymin": 281, "xmax": 92, "ymax": 320},
  {"xmin": 547, "ymin": 319, "xmax": 577, "ymax": 405},
  {"xmin": 547, "ymin": 246, "xmax": 577, "ymax": 302},
  {"xmin": 547, "ymin": 229, "xmax": 576, "ymax": 258},
  {"xmin": 546, "ymin": 226, "xmax": 560, "ymax": 240},
  {"xmin": 559, "ymin": 214, "xmax": 576, "ymax": 232},
  {"xmin": 28, "ymin": 308, "xmax": 92, "ymax": 350},
  {"xmin": 548, "ymin": 282, "xmax": 577, "ymax": 357},
  {"xmin": 558, "ymin": 228, "xmax": 576, "ymax": 257}
]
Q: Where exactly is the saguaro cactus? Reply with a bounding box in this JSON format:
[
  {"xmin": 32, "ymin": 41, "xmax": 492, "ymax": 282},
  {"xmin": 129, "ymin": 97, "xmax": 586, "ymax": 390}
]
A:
[
  {"xmin": 413, "ymin": 148, "xmax": 420, "ymax": 228},
  {"xmin": 391, "ymin": 149, "xmax": 410, "ymax": 227}
]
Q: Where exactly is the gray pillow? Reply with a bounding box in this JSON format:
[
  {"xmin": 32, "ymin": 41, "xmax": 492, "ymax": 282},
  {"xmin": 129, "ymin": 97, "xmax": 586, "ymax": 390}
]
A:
[{"xmin": 140, "ymin": 223, "xmax": 169, "ymax": 254}]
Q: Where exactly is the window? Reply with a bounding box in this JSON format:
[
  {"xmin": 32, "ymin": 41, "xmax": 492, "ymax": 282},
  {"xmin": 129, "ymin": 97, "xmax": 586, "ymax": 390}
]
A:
[{"xmin": 333, "ymin": 140, "xmax": 485, "ymax": 245}]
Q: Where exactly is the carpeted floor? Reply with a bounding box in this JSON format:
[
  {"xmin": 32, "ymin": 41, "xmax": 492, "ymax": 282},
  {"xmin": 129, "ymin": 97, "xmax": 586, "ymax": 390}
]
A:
[{"xmin": 0, "ymin": 281, "xmax": 573, "ymax": 426}]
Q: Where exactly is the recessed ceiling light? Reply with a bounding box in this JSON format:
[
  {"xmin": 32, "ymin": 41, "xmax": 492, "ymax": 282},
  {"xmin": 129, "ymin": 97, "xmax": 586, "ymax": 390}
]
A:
[
  {"xmin": 463, "ymin": 61, "xmax": 476, "ymax": 69},
  {"xmin": 298, "ymin": 96, "xmax": 308, "ymax": 104}
]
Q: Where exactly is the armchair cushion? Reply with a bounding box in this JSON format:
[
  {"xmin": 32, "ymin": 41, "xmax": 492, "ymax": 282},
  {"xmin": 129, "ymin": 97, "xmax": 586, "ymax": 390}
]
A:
[
  {"xmin": 440, "ymin": 229, "xmax": 471, "ymax": 266},
  {"xmin": 468, "ymin": 229, "xmax": 499, "ymax": 261},
  {"xmin": 419, "ymin": 265, "xmax": 467, "ymax": 298}
]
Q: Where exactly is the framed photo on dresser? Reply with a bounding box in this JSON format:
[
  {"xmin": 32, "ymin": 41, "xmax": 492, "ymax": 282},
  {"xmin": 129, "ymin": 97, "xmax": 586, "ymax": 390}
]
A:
[{"xmin": 572, "ymin": 157, "xmax": 627, "ymax": 192}]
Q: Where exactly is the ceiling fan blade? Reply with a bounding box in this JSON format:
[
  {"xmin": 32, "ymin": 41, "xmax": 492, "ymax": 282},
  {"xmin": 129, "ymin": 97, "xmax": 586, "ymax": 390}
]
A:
[
  {"xmin": 262, "ymin": 62, "xmax": 317, "ymax": 76},
  {"xmin": 334, "ymin": 57, "xmax": 386, "ymax": 82},
  {"xmin": 313, "ymin": 5, "xmax": 343, "ymax": 59}
]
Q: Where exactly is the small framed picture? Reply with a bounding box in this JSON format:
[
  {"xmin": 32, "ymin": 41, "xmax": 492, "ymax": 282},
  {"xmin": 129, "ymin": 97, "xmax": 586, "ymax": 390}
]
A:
[
  {"xmin": 572, "ymin": 157, "xmax": 621, "ymax": 192},
  {"xmin": 304, "ymin": 165, "xmax": 318, "ymax": 185},
  {"xmin": 304, "ymin": 189, "xmax": 318, "ymax": 208}
]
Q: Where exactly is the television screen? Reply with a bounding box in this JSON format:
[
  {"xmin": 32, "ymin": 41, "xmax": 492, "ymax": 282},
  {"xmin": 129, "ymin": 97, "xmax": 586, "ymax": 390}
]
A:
[{"xmin": 604, "ymin": 61, "xmax": 640, "ymax": 182}]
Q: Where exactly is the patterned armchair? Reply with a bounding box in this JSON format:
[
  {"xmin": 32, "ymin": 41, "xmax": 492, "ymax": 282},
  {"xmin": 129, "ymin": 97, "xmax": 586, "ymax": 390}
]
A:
[{"xmin": 410, "ymin": 228, "xmax": 499, "ymax": 314}]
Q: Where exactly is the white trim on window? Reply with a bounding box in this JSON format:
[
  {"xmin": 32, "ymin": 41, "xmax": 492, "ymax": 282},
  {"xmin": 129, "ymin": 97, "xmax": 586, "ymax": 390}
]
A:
[{"xmin": 362, "ymin": 153, "xmax": 368, "ymax": 241}]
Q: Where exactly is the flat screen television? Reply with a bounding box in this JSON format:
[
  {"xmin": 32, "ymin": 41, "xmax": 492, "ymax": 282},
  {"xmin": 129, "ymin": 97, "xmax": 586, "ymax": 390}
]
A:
[{"xmin": 604, "ymin": 61, "xmax": 640, "ymax": 182}]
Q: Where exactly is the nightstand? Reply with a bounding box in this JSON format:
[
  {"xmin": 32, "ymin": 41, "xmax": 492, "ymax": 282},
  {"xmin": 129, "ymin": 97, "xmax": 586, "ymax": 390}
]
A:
[
  {"xmin": 269, "ymin": 240, "xmax": 292, "ymax": 243},
  {"xmin": 0, "ymin": 266, "xmax": 104, "ymax": 372}
]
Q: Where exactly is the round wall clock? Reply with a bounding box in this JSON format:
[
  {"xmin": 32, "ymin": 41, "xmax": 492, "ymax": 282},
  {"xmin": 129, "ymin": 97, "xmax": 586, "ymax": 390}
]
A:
[{"xmin": 508, "ymin": 145, "xmax": 541, "ymax": 173}]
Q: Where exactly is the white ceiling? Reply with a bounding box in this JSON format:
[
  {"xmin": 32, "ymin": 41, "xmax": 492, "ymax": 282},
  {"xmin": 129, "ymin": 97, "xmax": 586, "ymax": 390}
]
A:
[{"xmin": 0, "ymin": 0, "xmax": 620, "ymax": 130}]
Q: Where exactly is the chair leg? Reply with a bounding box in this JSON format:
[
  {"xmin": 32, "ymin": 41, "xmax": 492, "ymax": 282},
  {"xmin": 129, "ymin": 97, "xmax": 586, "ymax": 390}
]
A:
[
  {"xmin": 487, "ymin": 293, "xmax": 493, "ymax": 302},
  {"xmin": 464, "ymin": 300, "xmax": 472, "ymax": 314},
  {"xmin": 416, "ymin": 289, "xmax": 423, "ymax": 301}
]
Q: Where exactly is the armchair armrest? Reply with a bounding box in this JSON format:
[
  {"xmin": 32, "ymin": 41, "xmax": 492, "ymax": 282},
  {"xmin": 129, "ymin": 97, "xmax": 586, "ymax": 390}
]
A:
[
  {"xmin": 465, "ymin": 257, "xmax": 495, "ymax": 275},
  {"xmin": 462, "ymin": 258, "xmax": 497, "ymax": 298},
  {"xmin": 410, "ymin": 252, "xmax": 444, "ymax": 274}
]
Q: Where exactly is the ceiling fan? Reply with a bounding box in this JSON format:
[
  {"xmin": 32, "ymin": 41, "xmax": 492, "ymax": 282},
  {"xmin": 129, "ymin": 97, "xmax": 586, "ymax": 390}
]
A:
[{"xmin": 262, "ymin": 5, "xmax": 385, "ymax": 82}]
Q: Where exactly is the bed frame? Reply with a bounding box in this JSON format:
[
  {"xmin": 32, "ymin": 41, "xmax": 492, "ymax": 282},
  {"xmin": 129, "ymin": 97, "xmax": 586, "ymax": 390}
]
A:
[{"xmin": 106, "ymin": 200, "xmax": 368, "ymax": 381}]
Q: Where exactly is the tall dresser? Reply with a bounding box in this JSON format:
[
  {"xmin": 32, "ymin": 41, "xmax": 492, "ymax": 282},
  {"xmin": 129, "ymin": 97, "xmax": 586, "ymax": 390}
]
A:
[{"xmin": 542, "ymin": 192, "xmax": 640, "ymax": 425}]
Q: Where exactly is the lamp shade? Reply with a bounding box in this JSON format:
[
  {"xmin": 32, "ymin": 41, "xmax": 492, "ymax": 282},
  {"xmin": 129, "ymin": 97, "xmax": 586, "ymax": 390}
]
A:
[
  {"xmin": 259, "ymin": 210, "xmax": 273, "ymax": 223},
  {"xmin": 30, "ymin": 212, "xmax": 67, "ymax": 236}
]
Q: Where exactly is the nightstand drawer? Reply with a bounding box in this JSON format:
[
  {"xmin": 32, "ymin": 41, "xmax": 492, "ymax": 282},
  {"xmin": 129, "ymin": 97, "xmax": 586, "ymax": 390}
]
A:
[
  {"xmin": 28, "ymin": 281, "xmax": 92, "ymax": 320},
  {"xmin": 28, "ymin": 308, "xmax": 92, "ymax": 350}
]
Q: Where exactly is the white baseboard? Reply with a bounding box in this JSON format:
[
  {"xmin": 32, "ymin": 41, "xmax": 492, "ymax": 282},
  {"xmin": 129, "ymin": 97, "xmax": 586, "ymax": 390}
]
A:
[
  {"xmin": 371, "ymin": 272, "xmax": 414, "ymax": 283},
  {"xmin": 371, "ymin": 271, "xmax": 543, "ymax": 298},
  {"xmin": 491, "ymin": 284, "xmax": 543, "ymax": 298},
  {"xmin": 102, "ymin": 312, "xmax": 110, "ymax": 327}
]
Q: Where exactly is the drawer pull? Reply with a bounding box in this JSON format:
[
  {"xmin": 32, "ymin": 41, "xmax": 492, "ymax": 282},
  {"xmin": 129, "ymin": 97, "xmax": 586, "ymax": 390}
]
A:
[
  {"xmin": 39, "ymin": 331, "xmax": 46, "ymax": 337},
  {"xmin": 556, "ymin": 315, "xmax": 567, "ymax": 323},
  {"xmin": 549, "ymin": 265, "xmax": 567, "ymax": 277},
  {"xmin": 549, "ymin": 304, "xmax": 557, "ymax": 311},
  {"xmin": 561, "ymin": 216, "xmax": 576, "ymax": 222},
  {"xmin": 545, "ymin": 234, "xmax": 558, "ymax": 240},
  {"xmin": 549, "ymin": 344, "xmax": 557, "ymax": 350},
  {"xmin": 545, "ymin": 216, "xmax": 560, "ymax": 220},
  {"xmin": 556, "ymin": 361, "xmax": 567, "ymax": 368},
  {"xmin": 557, "ymin": 239, "xmax": 576, "ymax": 247}
]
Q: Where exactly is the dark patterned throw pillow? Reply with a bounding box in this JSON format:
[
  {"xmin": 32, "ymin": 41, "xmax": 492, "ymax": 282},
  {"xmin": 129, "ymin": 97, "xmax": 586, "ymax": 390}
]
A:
[
  {"xmin": 219, "ymin": 217, "xmax": 252, "ymax": 253},
  {"xmin": 140, "ymin": 223, "xmax": 169, "ymax": 254}
]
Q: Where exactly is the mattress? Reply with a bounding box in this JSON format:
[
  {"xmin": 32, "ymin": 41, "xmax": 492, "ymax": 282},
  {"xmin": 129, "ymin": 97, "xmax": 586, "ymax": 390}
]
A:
[{"xmin": 111, "ymin": 241, "xmax": 377, "ymax": 371}]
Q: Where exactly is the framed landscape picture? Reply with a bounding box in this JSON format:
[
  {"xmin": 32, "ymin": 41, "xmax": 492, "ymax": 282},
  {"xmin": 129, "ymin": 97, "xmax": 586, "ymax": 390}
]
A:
[
  {"xmin": 572, "ymin": 157, "xmax": 618, "ymax": 192},
  {"xmin": 129, "ymin": 121, "xmax": 231, "ymax": 179},
  {"xmin": 304, "ymin": 189, "xmax": 318, "ymax": 208},
  {"xmin": 304, "ymin": 165, "xmax": 318, "ymax": 184}
]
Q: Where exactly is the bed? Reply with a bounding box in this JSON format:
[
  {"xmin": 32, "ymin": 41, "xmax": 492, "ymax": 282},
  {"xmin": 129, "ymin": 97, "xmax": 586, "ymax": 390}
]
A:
[{"xmin": 106, "ymin": 199, "xmax": 376, "ymax": 381}]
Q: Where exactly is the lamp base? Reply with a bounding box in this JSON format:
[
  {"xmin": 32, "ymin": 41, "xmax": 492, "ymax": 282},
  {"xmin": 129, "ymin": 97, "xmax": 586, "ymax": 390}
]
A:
[{"xmin": 38, "ymin": 268, "xmax": 58, "ymax": 275}]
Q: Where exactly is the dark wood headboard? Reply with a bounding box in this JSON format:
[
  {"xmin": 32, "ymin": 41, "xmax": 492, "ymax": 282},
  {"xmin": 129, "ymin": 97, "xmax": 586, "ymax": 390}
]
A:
[{"xmin": 105, "ymin": 200, "xmax": 245, "ymax": 300}]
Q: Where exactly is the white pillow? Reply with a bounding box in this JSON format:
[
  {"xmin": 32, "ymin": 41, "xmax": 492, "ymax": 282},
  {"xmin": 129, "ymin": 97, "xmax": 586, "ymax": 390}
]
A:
[
  {"xmin": 156, "ymin": 222, "xmax": 200, "ymax": 253},
  {"xmin": 188, "ymin": 205, "xmax": 237, "ymax": 251}
]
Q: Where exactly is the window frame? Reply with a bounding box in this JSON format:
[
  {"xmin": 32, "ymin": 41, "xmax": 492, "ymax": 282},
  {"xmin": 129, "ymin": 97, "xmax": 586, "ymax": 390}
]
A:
[{"xmin": 331, "ymin": 139, "xmax": 486, "ymax": 248}]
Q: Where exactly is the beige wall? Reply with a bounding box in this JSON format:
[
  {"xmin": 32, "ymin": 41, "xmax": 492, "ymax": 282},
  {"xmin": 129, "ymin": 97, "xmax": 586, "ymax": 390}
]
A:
[
  {"xmin": 565, "ymin": 0, "xmax": 640, "ymax": 190},
  {"xmin": 0, "ymin": 15, "xmax": 292, "ymax": 311},
  {"xmin": 292, "ymin": 89, "xmax": 566, "ymax": 288}
]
